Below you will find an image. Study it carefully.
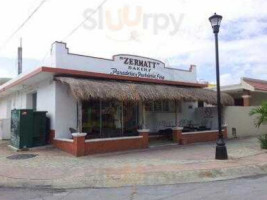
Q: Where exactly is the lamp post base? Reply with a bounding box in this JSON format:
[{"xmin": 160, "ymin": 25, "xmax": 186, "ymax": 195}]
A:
[{"xmin": 215, "ymin": 138, "xmax": 228, "ymax": 160}]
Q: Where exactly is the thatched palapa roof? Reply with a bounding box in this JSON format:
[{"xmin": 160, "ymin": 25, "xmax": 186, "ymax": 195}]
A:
[{"xmin": 56, "ymin": 77, "xmax": 234, "ymax": 106}]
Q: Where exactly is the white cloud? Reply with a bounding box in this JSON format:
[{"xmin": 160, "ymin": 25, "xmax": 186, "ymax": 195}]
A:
[{"xmin": 0, "ymin": 0, "xmax": 266, "ymax": 82}]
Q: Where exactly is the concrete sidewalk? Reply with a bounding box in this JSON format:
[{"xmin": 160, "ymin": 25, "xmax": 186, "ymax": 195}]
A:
[{"xmin": 0, "ymin": 137, "xmax": 267, "ymax": 189}]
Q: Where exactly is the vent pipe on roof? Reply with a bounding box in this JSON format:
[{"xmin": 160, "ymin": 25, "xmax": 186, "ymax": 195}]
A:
[{"xmin": 17, "ymin": 38, "xmax": 22, "ymax": 75}]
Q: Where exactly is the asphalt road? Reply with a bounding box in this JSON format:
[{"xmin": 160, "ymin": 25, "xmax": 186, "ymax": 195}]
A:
[{"xmin": 1, "ymin": 175, "xmax": 267, "ymax": 200}]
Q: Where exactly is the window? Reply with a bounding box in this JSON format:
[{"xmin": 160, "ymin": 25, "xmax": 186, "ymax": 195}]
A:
[
  {"xmin": 145, "ymin": 100, "xmax": 176, "ymax": 112},
  {"xmin": 32, "ymin": 93, "xmax": 37, "ymax": 110},
  {"xmin": 198, "ymin": 101, "xmax": 204, "ymax": 108},
  {"xmin": 82, "ymin": 100, "xmax": 100, "ymax": 137},
  {"xmin": 101, "ymin": 101, "xmax": 122, "ymax": 137},
  {"xmin": 162, "ymin": 100, "xmax": 170, "ymax": 112},
  {"xmin": 26, "ymin": 92, "xmax": 37, "ymax": 110},
  {"xmin": 82, "ymin": 100, "xmax": 139, "ymax": 138},
  {"xmin": 154, "ymin": 101, "xmax": 162, "ymax": 112},
  {"xmin": 145, "ymin": 101, "xmax": 153, "ymax": 111},
  {"xmin": 234, "ymin": 98, "xmax": 243, "ymax": 106}
]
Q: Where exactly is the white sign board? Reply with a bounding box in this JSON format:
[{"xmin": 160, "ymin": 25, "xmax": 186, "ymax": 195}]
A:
[
  {"xmin": 111, "ymin": 55, "xmax": 165, "ymax": 80},
  {"xmin": 52, "ymin": 42, "xmax": 197, "ymax": 83}
]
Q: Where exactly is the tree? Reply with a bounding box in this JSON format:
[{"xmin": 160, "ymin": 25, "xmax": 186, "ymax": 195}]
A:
[
  {"xmin": 250, "ymin": 101, "xmax": 267, "ymax": 149},
  {"xmin": 249, "ymin": 101, "xmax": 267, "ymax": 128}
]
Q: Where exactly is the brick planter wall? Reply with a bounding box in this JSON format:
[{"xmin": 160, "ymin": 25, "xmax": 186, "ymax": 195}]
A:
[
  {"xmin": 84, "ymin": 136, "xmax": 144, "ymax": 155},
  {"xmin": 53, "ymin": 138, "xmax": 75, "ymax": 155},
  {"xmin": 49, "ymin": 130, "xmax": 149, "ymax": 157},
  {"xmin": 180, "ymin": 128, "xmax": 227, "ymax": 145}
]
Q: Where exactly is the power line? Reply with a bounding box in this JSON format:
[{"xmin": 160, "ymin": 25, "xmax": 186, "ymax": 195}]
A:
[
  {"xmin": 40, "ymin": 0, "xmax": 108, "ymax": 66},
  {"xmin": 63, "ymin": 0, "xmax": 109, "ymax": 41},
  {"xmin": 0, "ymin": 0, "xmax": 47, "ymax": 51}
]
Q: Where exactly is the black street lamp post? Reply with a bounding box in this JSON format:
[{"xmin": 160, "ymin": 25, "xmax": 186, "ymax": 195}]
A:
[{"xmin": 209, "ymin": 13, "xmax": 228, "ymax": 160}]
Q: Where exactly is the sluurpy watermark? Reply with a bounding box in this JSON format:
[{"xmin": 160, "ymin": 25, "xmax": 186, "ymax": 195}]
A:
[{"xmin": 83, "ymin": 6, "xmax": 184, "ymax": 35}]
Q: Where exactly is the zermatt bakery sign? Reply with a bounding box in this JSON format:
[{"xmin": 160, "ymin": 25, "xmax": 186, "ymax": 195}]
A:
[{"xmin": 110, "ymin": 55, "xmax": 165, "ymax": 80}]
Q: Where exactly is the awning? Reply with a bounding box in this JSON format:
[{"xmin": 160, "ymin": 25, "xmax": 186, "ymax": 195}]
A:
[{"xmin": 56, "ymin": 77, "xmax": 234, "ymax": 105}]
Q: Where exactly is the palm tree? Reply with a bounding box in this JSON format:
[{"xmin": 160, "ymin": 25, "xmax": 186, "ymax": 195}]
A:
[
  {"xmin": 249, "ymin": 101, "xmax": 267, "ymax": 128},
  {"xmin": 250, "ymin": 101, "xmax": 267, "ymax": 149}
]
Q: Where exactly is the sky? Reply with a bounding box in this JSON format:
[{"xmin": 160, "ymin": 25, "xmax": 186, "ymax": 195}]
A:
[{"xmin": 0, "ymin": 0, "xmax": 266, "ymax": 85}]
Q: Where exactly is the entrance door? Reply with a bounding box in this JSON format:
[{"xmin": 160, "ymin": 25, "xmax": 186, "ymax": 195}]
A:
[
  {"xmin": 123, "ymin": 102, "xmax": 139, "ymax": 136},
  {"xmin": 101, "ymin": 101, "xmax": 122, "ymax": 137}
]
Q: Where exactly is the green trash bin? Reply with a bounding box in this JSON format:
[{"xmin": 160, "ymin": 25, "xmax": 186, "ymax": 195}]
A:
[
  {"xmin": 10, "ymin": 109, "xmax": 34, "ymax": 149},
  {"xmin": 32, "ymin": 111, "xmax": 47, "ymax": 147},
  {"xmin": 10, "ymin": 109, "xmax": 48, "ymax": 149}
]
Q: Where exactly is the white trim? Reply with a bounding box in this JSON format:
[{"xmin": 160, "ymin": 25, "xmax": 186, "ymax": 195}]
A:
[
  {"xmin": 222, "ymin": 124, "xmax": 228, "ymax": 128},
  {"xmin": 241, "ymin": 79, "xmax": 255, "ymax": 91},
  {"xmin": 72, "ymin": 133, "xmax": 87, "ymax": 137},
  {"xmin": 85, "ymin": 136, "xmax": 142, "ymax": 143},
  {"xmin": 242, "ymin": 95, "xmax": 251, "ymax": 98},
  {"xmin": 54, "ymin": 138, "xmax": 74, "ymax": 142},
  {"xmin": 172, "ymin": 127, "xmax": 183, "ymax": 131},
  {"xmin": 137, "ymin": 129, "xmax": 150, "ymax": 133},
  {"xmin": 182, "ymin": 130, "xmax": 218, "ymax": 135}
]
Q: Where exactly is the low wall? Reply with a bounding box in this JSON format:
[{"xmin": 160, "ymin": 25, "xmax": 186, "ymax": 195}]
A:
[
  {"xmin": 49, "ymin": 130, "xmax": 149, "ymax": 157},
  {"xmin": 172, "ymin": 127, "xmax": 227, "ymax": 145},
  {"xmin": 53, "ymin": 138, "xmax": 75, "ymax": 155},
  {"xmin": 85, "ymin": 136, "xmax": 144, "ymax": 155},
  {"xmin": 224, "ymin": 106, "xmax": 267, "ymax": 138},
  {"xmin": 180, "ymin": 129, "xmax": 227, "ymax": 145}
]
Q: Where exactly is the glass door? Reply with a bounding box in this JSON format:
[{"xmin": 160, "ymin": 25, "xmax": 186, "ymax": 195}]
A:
[
  {"xmin": 123, "ymin": 102, "xmax": 139, "ymax": 136},
  {"xmin": 101, "ymin": 101, "xmax": 122, "ymax": 137}
]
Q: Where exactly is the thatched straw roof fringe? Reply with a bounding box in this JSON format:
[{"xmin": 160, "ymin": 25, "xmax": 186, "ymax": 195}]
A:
[{"xmin": 55, "ymin": 77, "xmax": 234, "ymax": 106}]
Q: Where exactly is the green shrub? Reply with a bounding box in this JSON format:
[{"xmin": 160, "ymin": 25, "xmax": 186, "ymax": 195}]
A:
[
  {"xmin": 250, "ymin": 102, "xmax": 267, "ymax": 149},
  {"xmin": 249, "ymin": 101, "xmax": 267, "ymax": 128},
  {"xmin": 259, "ymin": 134, "xmax": 267, "ymax": 149}
]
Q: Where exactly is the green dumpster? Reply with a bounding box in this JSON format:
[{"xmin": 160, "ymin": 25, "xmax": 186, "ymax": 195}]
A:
[
  {"xmin": 10, "ymin": 109, "xmax": 48, "ymax": 149},
  {"xmin": 10, "ymin": 109, "xmax": 34, "ymax": 149},
  {"xmin": 32, "ymin": 111, "xmax": 47, "ymax": 147}
]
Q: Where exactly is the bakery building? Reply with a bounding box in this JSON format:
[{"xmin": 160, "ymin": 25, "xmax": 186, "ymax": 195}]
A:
[{"xmin": 0, "ymin": 42, "xmax": 233, "ymax": 156}]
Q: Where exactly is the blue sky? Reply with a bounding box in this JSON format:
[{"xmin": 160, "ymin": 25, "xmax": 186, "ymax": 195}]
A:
[{"xmin": 0, "ymin": 0, "xmax": 266, "ymax": 85}]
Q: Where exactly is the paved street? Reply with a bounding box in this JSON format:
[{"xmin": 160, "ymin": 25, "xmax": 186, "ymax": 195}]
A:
[
  {"xmin": 0, "ymin": 137, "xmax": 267, "ymax": 188},
  {"xmin": 1, "ymin": 174, "xmax": 267, "ymax": 200}
]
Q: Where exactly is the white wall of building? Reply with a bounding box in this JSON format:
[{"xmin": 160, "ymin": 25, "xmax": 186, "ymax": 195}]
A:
[
  {"xmin": 224, "ymin": 106, "xmax": 267, "ymax": 138},
  {"xmin": 195, "ymin": 106, "xmax": 267, "ymax": 138},
  {"xmin": 0, "ymin": 78, "xmax": 58, "ymax": 139},
  {"xmin": 50, "ymin": 42, "xmax": 197, "ymax": 83},
  {"xmin": 55, "ymin": 82, "xmax": 77, "ymax": 138},
  {"xmin": 36, "ymin": 79, "xmax": 56, "ymax": 129},
  {"xmin": 0, "ymin": 95, "xmax": 12, "ymax": 139}
]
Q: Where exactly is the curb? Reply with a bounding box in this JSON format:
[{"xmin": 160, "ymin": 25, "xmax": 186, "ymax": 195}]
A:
[{"xmin": 1, "ymin": 163, "xmax": 267, "ymax": 189}]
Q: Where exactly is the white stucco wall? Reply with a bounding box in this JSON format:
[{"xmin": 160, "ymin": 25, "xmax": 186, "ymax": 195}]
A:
[
  {"xmin": 55, "ymin": 82, "xmax": 77, "ymax": 138},
  {"xmin": 0, "ymin": 96, "xmax": 12, "ymax": 139},
  {"xmin": 224, "ymin": 106, "xmax": 267, "ymax": 138},
  {"xmin": 50, "ymin": 42, "xmax": 197, "ymax": 83},
  {"xmin": 36, "ymin": 79, "xmax": 56, "ymax": 129},
  {"xmin": 0, "ymin": 92, "xmax": 28, "ymax": 139},
  {"xmin": 195, "ymin": 106, "xmax": 267, "ymax": 138},
  {"xmin": 0, "ymin": 78, "xmax": 58, "ymax": 139}
]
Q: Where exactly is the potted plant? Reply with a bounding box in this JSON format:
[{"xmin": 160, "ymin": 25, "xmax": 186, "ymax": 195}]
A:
[{"xmin": 249, "ymin": 101, "xmax": 267, "ymax": 149}]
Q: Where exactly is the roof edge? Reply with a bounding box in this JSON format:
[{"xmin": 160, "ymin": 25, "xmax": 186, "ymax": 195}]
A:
[{"xmin": 0, "ymin": 66, "xmax": 207, "ymax": 95}]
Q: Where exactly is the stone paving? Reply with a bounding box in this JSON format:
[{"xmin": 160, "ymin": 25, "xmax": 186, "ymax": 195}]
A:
[{"xmin": 0, "ymin": 137, "xmax": 267, "ymax": 188}]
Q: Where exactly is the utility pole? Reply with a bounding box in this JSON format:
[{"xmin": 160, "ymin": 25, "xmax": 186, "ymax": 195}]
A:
[{"xmin": 18, "ymin": 38, "xmax": 22, "ymax": 75}]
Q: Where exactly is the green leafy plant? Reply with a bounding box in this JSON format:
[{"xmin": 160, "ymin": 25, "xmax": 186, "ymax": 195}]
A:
[
  {"xmin": 258, "ymin": 134, "xmax": 267, "ymax": 149},
  {"xmin": 249, "ymin": 101, "xmax": 267, "ymax": 149}
]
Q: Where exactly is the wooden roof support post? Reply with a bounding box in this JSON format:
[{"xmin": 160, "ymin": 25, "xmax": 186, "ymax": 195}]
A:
[
  {"xmin": 121, "ymin": 101, "xmax": 124, "ymax": 136},
  {"xmin": 142, "ymin": 102, "xmax": 146, "ymax": 129},
  {"xmin": 175, "ymin": 100, "xmax": 179, "ymax": 126},
  {"xmin": 77, "ymin": 100, "xmax": 82, "ymax": 133}
]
